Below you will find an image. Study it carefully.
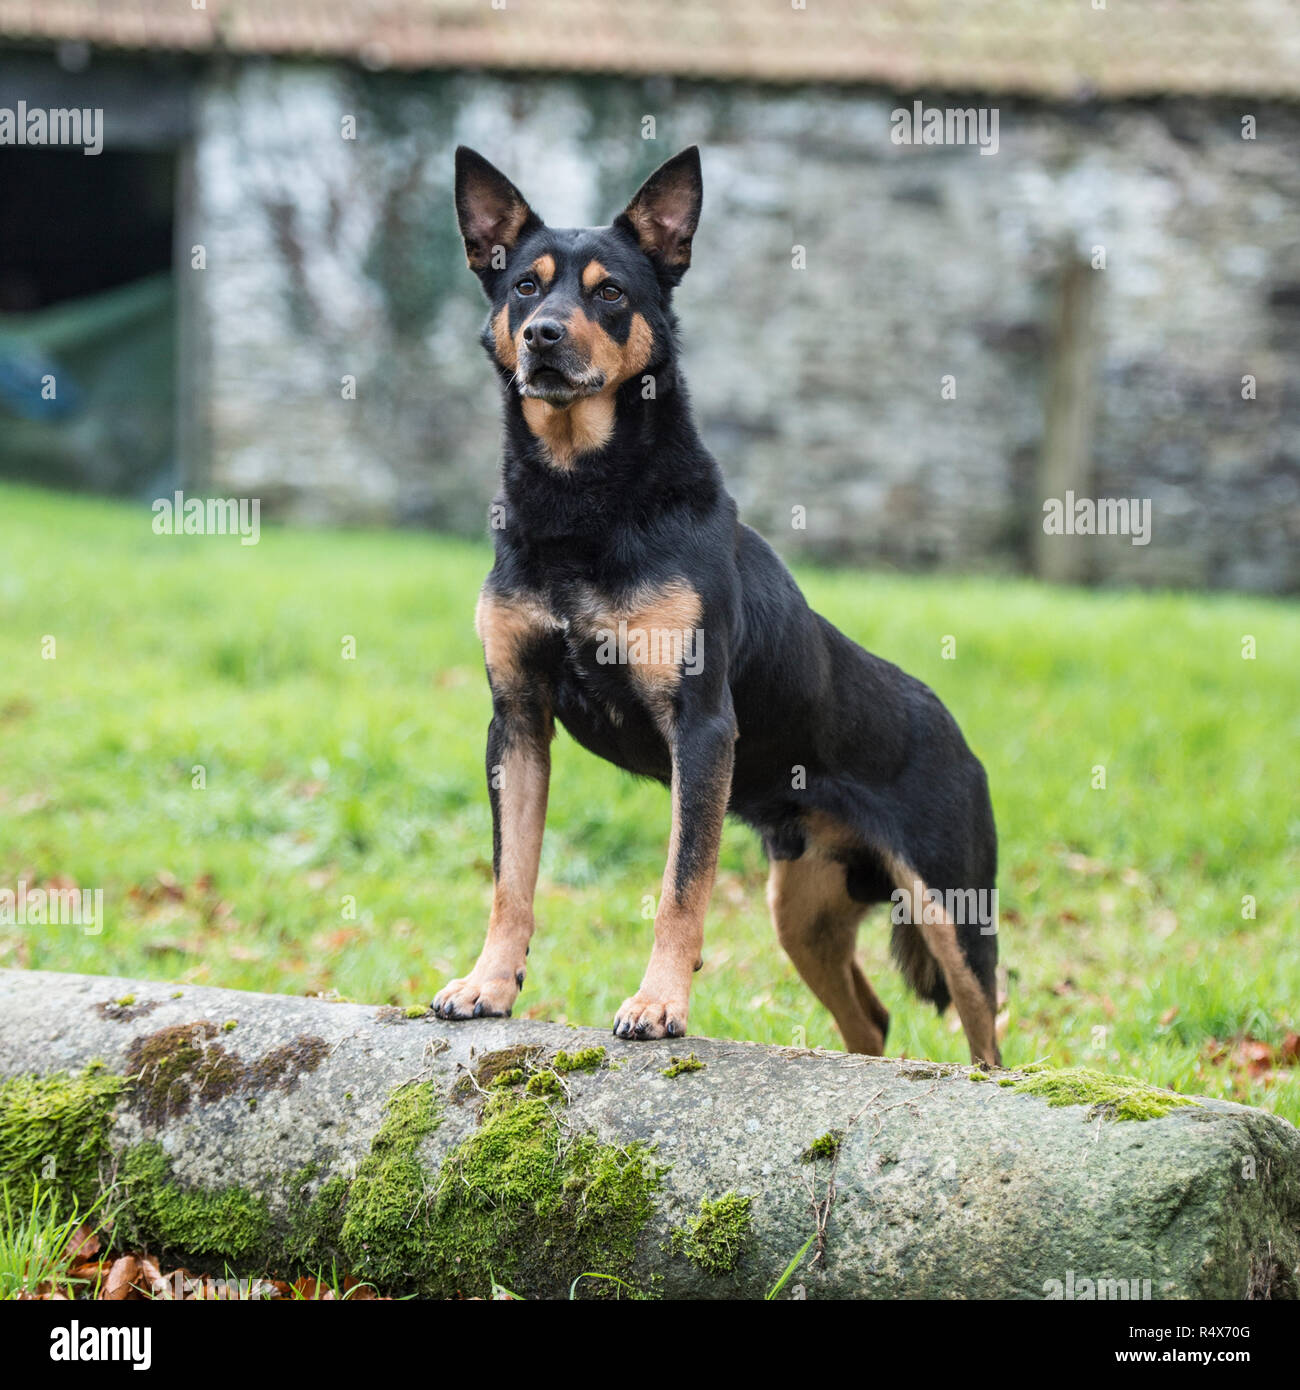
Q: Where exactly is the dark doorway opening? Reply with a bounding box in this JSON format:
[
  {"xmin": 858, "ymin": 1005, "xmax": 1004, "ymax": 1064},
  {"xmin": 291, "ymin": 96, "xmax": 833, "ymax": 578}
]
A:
[{"xmin": 0, "ymin": 147, "xmax": 173, "ymax": 310}]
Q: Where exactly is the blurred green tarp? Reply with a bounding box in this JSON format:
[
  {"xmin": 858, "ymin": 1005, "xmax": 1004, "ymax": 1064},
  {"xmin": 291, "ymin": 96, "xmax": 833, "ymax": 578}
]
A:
[{"xmin": 0, "ymin": 272, "xmax": 174, "ymax": 495}]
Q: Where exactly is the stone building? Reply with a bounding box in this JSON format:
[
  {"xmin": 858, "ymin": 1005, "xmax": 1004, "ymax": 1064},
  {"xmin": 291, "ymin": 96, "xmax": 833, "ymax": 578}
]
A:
[{"xmin": 0, "ymin": 1, "xmax": 1296, "ymax": 590}]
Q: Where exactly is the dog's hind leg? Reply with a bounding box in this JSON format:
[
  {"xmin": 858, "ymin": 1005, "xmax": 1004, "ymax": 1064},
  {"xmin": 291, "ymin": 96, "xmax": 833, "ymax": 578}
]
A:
[
  {"xmin": 882, "ymin": 854, "xmax": 1000, "ymax": 1067},
  {"xmin": 767, "ymin": 854, "xmax": 888, "ymax": 1055}
]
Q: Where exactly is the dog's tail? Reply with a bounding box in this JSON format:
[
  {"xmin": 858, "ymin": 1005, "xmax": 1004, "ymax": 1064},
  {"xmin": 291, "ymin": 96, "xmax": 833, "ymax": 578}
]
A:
[{"xmin": 890, "ymin": 923, "xmax": 950, "ymax": 1012}]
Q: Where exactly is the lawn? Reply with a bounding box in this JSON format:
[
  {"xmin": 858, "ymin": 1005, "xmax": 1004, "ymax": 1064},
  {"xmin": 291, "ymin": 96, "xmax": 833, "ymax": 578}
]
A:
[{"xmin": 1, "ymin": 482, "xmax": 1297, "ymax": 1123}]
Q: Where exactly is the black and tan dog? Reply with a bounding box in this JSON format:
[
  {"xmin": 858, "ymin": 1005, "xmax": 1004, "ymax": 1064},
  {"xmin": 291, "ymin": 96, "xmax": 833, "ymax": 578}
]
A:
[{"xmin": 434, "ymin": 146, "xmax": 1001, "ymax": 1066}]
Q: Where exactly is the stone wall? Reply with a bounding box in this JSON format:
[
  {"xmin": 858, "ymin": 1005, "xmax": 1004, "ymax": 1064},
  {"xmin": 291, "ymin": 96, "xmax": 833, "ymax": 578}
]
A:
[{"xmin": 192, "ymin": 62, "xmax": 1300, "ymax": 591}]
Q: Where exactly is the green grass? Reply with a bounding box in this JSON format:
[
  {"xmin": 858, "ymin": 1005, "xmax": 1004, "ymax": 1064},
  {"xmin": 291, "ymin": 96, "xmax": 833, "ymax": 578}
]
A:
[
  {"xmin": 0, "ymin": 484, "xmax": 1297, "ymax": 1123},
  {"xmin": 0, "ymin": 1182, "xmax": 93, "ymax": 1300}
]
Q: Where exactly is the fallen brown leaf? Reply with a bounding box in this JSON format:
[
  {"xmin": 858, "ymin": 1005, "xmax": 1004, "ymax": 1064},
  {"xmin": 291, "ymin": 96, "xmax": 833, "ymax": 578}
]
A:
[
  {"xmin": 64, "ymin": 1224, "xmax": 100, "ymax": 1264},
  {"xmin": 103, "ymin": 1255, "xmax": 138, "ymax": 1301},
  {"xmin": 136, "ymin": 1256, "xmax": 169, "ymax": 1297}
]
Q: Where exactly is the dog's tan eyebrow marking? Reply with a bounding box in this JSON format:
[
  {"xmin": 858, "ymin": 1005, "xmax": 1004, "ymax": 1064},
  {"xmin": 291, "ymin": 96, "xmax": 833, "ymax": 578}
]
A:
[
  {"xmin": 530, "ymin": 254, "xmax": 556, "ymax": 287},
  {"xmin": 581, "ymin": 259, "xmax": 610, "ymax": 290}
]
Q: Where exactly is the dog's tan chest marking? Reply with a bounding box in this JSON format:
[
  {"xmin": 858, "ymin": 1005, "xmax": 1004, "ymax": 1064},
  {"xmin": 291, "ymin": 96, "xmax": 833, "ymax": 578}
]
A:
[
  {"xmin": 475, "ymin": 590, "xmax": 562, "ymax": 691},
  {"xmin": 520, "ymin": 395, "xmax": 616, "ymax": 470},
  {"xmin": 477, "ymin": 581, "xmax": 702, "ymax": 726}
]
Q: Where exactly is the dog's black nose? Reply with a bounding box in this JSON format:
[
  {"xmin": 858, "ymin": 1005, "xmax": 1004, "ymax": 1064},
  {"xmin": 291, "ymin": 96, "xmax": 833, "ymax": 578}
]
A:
[{"xmin": 522, "ymin": 318, "xmax": 566, "ymax": 348}]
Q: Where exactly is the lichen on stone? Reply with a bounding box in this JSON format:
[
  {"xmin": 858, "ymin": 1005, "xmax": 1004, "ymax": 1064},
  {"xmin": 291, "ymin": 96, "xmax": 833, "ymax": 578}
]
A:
[
  {"xmin": 1010, "ymin": 1066, "xmax": 1198, "ymax": 1122},
  {"xmin": 125, "ymin": 1022, "xmax": 240, "ymax": 1126},
  {"xmin": 244, "ymin": 1034, "xmax": 330, "ymax": 1091},
  {"xmin": 124, "ymin": 1022, "xmax": 331, "ymax": 1126},
  {"xmin": 95, "ymin": 997, "xmax": 160, "ymax": 1022},
  {"xmin": 671, "ymin": 1192, "xmax": 753, "ymax": 1275}
]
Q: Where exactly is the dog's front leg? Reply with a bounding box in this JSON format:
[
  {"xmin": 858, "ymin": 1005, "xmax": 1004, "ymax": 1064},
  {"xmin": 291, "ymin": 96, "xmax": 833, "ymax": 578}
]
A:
[
  {"xmin": 433, "ymin": 688, "xmax": 552, "ymax": 1020},
  {"xmin": 614, "ymin": 703, "xmax": 736, "ymax": 1040}
]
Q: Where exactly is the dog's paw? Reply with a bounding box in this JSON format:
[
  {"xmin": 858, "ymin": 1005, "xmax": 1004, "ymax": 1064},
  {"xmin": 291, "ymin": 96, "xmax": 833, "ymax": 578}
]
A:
[
  {"xmin": 612, "ymin": 993, "xmax": 688, "ymax": 1041},
  {"xmin": 432, "ymin": 970, "xmax": 520, "ymax": 1020}
]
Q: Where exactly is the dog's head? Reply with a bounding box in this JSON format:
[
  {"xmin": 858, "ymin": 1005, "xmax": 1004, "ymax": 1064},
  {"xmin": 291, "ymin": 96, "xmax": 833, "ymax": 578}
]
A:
[{"xmin": 454, "ymin": 146, "xmax": 701, "ymax": 408}]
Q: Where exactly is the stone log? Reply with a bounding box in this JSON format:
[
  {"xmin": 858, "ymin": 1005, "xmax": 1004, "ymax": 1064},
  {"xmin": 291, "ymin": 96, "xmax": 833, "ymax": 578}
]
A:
[{"xmin": 0, "ymin": 969, "xmax": 1296, "ymax": 1300}]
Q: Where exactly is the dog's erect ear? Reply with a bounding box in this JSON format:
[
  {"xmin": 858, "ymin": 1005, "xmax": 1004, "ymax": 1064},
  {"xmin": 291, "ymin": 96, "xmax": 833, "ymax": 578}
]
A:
[
  {"xmin": 616, "ymin": 146, "xmax": 702, "ymax": 278},
  {"xmin": 454, "ymin": 147, "xmax": 541, "ymax": 274}
]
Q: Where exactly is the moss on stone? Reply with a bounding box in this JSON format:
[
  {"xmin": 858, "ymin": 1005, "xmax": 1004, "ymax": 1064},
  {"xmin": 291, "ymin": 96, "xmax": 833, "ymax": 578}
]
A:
[
  {"xmin": 283, "ymin": 1165, "xmax": 351, "ymax": 1271},
  {"xmin": 800, "ymin": 1130, "xmax": 844, "ymax": 1164},
  {"xmin": 338, "ymin": 1079, "xmax": 661, "ymax": 1298},
  {"xmin": 553, "ymin": 1047, "xmax": 606, "ymax": 1074},
  {"xmin": 0, "ymin": 1064, "xmax": 125, "ymax": 1209},
  {"xmin": 425, "ymin": 1091, "xmax": 661, "ymax": 1298},
  {"xmin": 671, "ymin": 1192, "xmax": 753, "ymax": 1275},
  {"xmin": 404, "ymin": 1005, "xmax": 429, "ymax": 1019},
  {"xmin": 524, "ymin": 1068, "xmax": 562, "ymax": 1097},
  {"xmin": 338, "ymin": 1080, "xmax": 442, "ymax": 1288},
  {"xmin": 117, "ymin": 1142, "xmax": 271, "ymax": 1261},
  {"xmin": 1010, "ymin": 1066, "xmax": 1198, "ymax": 1122},
  {"xmin": 474, "ymin": 1045, "xmax": 545, "ymax": 1087},
  {"xmin": 662, "ymin": 1053, "xmax": 705, "ymax": 1078}
]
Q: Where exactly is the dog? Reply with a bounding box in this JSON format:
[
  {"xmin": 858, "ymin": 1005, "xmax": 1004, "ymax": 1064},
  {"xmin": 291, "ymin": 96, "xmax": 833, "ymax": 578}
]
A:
[{"xmin": 434, "ymin": 145, "xmax": 1001, "ymax": 1066}]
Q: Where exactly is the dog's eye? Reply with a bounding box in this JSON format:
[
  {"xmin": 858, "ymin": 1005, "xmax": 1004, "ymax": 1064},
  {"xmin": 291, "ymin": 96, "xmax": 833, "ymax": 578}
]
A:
[
  {"xmin": 515, "ymin": 279, "xmax": 538, "ymax": 297},
  {"xmin": 597, "ymin": 283, "xmax": 624, "ymax": 303}
]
